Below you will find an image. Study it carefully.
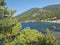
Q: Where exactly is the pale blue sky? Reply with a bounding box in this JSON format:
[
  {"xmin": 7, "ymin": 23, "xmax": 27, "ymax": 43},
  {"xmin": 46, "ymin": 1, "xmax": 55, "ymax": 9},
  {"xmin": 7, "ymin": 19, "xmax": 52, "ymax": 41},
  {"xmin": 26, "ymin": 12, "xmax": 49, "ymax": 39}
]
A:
[{"xmin": 6, "ymin": 0, "xmax": 60, "ymax": 16}]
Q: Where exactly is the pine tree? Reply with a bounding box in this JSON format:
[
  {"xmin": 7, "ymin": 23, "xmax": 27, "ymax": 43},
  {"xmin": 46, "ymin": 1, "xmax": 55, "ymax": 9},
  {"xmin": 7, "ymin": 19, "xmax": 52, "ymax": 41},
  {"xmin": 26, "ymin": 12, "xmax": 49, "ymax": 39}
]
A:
[{"xmin": 0, "ymin": 0, "xmax": 21, "ymax": 45}]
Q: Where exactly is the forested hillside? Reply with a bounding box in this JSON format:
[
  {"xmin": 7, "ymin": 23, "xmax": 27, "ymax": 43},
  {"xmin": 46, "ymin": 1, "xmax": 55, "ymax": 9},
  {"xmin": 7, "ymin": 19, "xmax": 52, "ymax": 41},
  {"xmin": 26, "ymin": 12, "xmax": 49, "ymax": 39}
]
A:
[
  {"xmin": 43, "ymin": 4, "xmax": 60, "ymax": 19},
  {"xmin": 16, "ymin": 4, "xmax": 60, "ymax": 22}
]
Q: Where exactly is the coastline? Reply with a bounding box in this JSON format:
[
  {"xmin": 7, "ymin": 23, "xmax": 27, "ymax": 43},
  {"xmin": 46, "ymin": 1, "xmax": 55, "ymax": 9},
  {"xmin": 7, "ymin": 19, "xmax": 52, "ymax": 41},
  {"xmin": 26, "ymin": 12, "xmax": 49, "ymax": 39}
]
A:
[{"xmin": 20, "ymin": 20, "xmax": 60, "ymax": 23}]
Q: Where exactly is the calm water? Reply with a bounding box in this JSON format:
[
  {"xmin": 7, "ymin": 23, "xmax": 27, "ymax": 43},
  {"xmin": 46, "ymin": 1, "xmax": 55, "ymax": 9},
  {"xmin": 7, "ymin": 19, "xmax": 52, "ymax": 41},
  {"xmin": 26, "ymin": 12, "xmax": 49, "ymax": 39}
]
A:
[{"xmin": 21, "ymin": 22, "xmax": 60, "ymax": 32}]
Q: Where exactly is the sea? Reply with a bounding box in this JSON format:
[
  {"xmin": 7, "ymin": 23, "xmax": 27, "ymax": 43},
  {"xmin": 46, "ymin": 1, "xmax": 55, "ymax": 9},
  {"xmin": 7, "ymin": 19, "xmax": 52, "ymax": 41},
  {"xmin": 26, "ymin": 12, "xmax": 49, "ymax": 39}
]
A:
[{"xmin": 21, "ymin": 22, "xmax": 60, "ymax": 32}]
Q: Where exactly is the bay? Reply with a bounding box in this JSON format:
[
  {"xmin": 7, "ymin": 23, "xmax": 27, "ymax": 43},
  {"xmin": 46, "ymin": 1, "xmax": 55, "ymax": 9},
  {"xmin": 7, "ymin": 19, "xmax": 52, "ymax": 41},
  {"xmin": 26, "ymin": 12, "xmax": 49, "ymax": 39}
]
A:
[{"xmin": 21, "ymin": 22, "xmax": 60, "ymax": 32}]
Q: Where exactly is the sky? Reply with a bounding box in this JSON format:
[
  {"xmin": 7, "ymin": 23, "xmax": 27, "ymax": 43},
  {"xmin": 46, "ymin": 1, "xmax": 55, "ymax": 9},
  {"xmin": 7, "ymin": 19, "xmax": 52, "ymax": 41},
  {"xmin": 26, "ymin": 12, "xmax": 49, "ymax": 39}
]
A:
[{"xmin": 6, "ymin": 0, "xmax": 60, "ymax": 16}]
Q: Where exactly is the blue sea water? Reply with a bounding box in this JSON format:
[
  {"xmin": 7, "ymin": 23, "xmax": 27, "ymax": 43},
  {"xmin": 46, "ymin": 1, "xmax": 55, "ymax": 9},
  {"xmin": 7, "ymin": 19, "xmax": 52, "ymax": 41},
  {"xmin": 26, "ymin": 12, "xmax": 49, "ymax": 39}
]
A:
[{"xmin": 21, "ymin": 22, "xmax": 60, "ymax": 32}]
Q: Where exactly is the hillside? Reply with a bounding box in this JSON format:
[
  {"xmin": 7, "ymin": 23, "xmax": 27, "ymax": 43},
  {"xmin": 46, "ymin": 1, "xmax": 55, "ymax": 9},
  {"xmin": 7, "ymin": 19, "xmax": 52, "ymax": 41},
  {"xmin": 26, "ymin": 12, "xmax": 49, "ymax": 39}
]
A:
[
  {"xmin": 43, "ymin": 4, "xmax": 60, "ymax": 19},
  {"xmin": 16, "ymin": 4, "xmax": 60, "ymax": 22}
]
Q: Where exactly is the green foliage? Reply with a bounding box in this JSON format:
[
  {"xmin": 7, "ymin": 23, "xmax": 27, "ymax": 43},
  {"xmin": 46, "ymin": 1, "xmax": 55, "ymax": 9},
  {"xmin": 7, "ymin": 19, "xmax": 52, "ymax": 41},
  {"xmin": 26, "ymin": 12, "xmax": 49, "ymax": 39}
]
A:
[
  {"xmin": 46, "ymin": 28, "xmax": 51, "ymax": 33},
  {"xmin": 0, "ymin": 34, "xmax": 3, "ymax": 39},
  {"xmin": 14, "ymin": 27, "xmax": 59, "ymax": 45},
  {"xmin": 0, "ymin": 0, "xmax": 21, "ymax": 45},
  {"xmin": 15, "ymin": 27, "xmax": 44, "ymax": 45},
  {"xmin": 43, "ymin": 28, "xmax": 59, "ymax": 45},
  {"xmin": 8, "ymin": 10, "xmax": 16, "ymax": 16}
]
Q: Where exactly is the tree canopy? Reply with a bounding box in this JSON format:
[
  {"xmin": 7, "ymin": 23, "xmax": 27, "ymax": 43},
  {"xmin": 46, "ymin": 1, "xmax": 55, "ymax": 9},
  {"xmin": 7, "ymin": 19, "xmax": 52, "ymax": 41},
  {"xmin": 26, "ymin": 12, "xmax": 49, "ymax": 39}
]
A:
[{"xmin": 0, "ymin": 0, "xmax": 21, "ymax": 45}]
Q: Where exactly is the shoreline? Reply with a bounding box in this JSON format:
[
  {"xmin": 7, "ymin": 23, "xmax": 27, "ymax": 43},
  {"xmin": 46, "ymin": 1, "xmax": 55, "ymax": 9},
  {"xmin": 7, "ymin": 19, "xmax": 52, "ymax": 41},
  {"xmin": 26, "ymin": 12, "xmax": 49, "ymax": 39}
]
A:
[{"xmin": 20, "ymin": 21, "xmax": 60, "ymax": 23}]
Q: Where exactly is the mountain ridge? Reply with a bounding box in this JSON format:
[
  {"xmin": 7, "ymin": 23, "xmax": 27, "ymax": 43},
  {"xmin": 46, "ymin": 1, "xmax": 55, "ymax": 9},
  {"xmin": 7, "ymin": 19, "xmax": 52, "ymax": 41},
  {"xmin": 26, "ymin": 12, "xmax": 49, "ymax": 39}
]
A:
[{"xmin": 16, "ymin": 4, "xmax": 60, "ymax": 22}]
